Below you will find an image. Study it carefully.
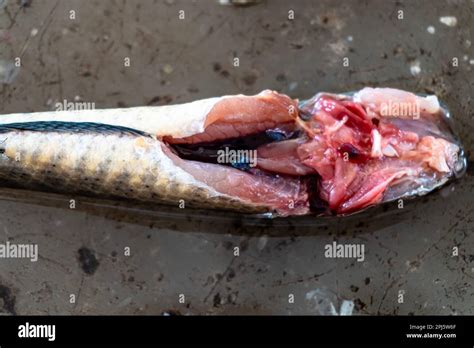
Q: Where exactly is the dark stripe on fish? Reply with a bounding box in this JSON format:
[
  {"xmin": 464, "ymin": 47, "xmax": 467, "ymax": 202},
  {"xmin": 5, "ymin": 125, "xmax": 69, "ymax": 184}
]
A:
[{"xmin": 0, "ymin": 121, "xmax": 152, "ymax": 137}]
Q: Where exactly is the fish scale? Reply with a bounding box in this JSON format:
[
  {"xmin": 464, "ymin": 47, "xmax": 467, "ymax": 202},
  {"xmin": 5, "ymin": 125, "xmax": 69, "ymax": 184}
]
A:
[{"xmin": 0, "ymin": 124, "xmax": 267, "ymax": 213}]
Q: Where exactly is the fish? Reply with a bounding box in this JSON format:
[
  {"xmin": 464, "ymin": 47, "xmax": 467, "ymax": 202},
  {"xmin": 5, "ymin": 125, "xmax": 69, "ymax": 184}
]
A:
[{"xmin": 0, "ymin": 88, "xmax": 466, "ymax": 217}]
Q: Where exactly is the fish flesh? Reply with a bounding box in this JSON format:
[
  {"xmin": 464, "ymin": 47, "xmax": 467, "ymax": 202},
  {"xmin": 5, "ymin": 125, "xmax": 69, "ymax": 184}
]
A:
[{"xmin": 0, "ymin": 88, "xmax": 466, "ymax": 217}]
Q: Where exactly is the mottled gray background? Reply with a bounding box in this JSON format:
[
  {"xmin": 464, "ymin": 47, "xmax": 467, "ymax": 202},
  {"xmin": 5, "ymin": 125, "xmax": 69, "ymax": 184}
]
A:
[{"xmin": 0, "ymin": 0, "xmax": 473, "ymax": 315}]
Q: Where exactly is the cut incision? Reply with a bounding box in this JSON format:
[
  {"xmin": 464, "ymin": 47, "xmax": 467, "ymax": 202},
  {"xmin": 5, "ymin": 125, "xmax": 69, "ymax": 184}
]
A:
[
  {"xmin": 164, "ymin": 88, "xmax": 462, "ymax": 216},
  {"xmin": 166, "ymin": 90, "xmax": 298, "ymax": 144},
  {"xmin": 162, "ymin": 144, "xmax": 309, "ymax": 216}
]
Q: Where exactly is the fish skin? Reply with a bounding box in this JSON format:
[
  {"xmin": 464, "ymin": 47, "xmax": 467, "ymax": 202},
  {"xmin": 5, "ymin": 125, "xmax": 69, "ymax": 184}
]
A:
[
  {"xmin": 0, "ymin": 123, "xmax": 271, "ymax": 213},
  {"xmin": 0, "ymin": 97, "xmax": 222, "ymax": 139}
]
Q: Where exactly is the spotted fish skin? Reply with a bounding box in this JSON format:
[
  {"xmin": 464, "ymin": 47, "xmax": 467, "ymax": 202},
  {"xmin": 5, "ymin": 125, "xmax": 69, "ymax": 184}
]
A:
[{"xmin": 0, "ymin": 122, "xmax": 267, "ymax": 213}]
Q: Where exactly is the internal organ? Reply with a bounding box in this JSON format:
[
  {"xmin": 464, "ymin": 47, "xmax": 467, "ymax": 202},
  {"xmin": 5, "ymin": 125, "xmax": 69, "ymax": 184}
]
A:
[{"xmin": 257, "ymin": 93, "xmax": 458, "ymax": 214}]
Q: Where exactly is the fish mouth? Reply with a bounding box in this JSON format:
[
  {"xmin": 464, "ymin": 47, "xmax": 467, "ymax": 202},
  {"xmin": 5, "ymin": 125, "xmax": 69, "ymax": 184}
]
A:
[{"xmin": 163, "ymin": 88, "xmax": 466, "ymax": 216}]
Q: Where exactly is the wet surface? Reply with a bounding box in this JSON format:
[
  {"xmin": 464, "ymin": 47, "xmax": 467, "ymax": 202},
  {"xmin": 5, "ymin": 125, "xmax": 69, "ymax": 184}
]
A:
[{"xmin": 0, "ymin": 0, "xmax": 473, "ymax": 315}]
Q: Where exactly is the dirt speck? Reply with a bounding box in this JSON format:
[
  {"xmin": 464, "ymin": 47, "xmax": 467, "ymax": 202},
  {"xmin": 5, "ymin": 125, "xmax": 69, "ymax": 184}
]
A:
[
  {"xmin": 0, "ymin": 284, "xmax": 16, "ymax": 315},
  {"xmin": 350, "ymin": 285, "xmax": 359, "ymax": 292},
  {"xmin": 77, "ymin": 247, "xmax": 100, "ymax": 275},
  {"xmin": 226, "ymin": 268, "xmax": 236, "ymax": 281},
  {"xmin": 290, "ymin": 43, "xmax": 304, "ymax": 50},
  {"xmin": 242, "ymin": 72, "xmax": 258, "ymax": 86},
  {"xmin": 276, "ymin": 73, "xmax": 287, "ymax": 82},
  {"xmin": 220, "ymin": 70, "xmax": 230, "ymax": 78},
  {"xmin": 187, "ymin": 86, "xmax": 199, "ymax": 93},
  {"xmin": 213, "ymin": 293, "xmax": 222, "ymax": 307},
  {"xmin": 212, "ymin": 62, "xmax": 222, "ymax": 72},
  {"xmin": 147, "ymin": 95, "xmax": 173, "ymax": 106},
  {"xmin": 354, "ymin": 298, "xmax": 366, "ymax": 311}
]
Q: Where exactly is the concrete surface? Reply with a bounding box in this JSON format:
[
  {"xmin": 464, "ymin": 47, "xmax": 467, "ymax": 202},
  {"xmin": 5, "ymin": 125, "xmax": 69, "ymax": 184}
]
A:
[{"xmin": 0, "ymin": 0, "xmax": 473, "ymax": 315}]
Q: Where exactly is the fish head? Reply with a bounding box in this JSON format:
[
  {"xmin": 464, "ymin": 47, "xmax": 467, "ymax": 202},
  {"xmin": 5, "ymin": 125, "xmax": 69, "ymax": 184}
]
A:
[{"xmin": 294, "ymin": 87, "xmax": 467, "ymax": 215}]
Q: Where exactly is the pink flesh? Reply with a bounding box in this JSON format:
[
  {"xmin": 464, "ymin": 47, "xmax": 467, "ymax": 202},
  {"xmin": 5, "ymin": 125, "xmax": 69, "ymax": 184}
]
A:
[
  {"xmin": 162, "ymin": 145, "xmax": 309, "ymax": 216},
  {"xmin": 167, "ymin": 90, "xmax": 298, "ymax": 144},
  {"xmin": 340, "ymin": 171, "xmax": 404, "ymax": 213},
  {"xmin": 257, "ymin": 139, "xmax": 316, "ymax": 176},
  {"xmin": 338, "ymin": 161, "xmax": 420, "ymax": 213},
  {"xmin": 328, "ymin": 158, "xmax": 359, "ymax": 210}
]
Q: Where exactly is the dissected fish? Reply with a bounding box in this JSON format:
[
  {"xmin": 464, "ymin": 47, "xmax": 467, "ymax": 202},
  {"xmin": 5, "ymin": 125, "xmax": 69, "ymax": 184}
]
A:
[{"xmin": 0, "ymin": 88, "xmax": 466, "ymax": 217}]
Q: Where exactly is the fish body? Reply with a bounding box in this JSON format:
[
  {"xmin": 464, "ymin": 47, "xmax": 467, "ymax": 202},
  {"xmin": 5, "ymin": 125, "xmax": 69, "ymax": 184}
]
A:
[
  {"xmin": 0, "ymin": 88, "xmax": 466, "ymax": 217},
  {"xmin": 0, "ymin": 123, "xmax": 246, "ymax": 210}
]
